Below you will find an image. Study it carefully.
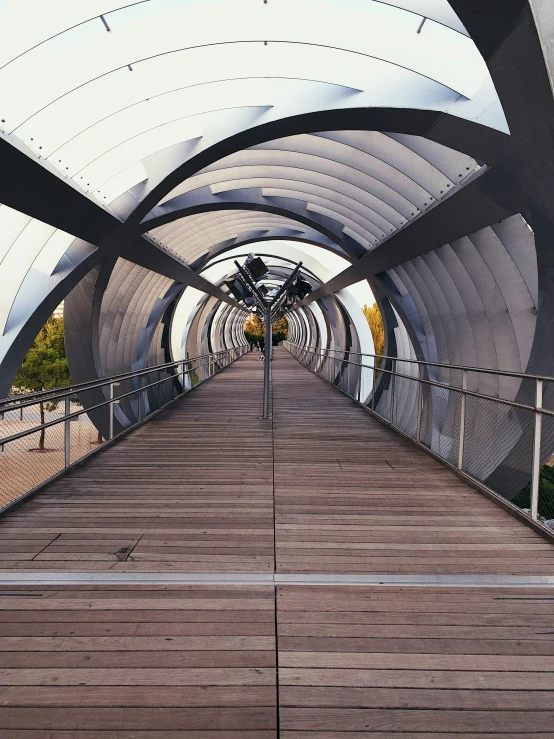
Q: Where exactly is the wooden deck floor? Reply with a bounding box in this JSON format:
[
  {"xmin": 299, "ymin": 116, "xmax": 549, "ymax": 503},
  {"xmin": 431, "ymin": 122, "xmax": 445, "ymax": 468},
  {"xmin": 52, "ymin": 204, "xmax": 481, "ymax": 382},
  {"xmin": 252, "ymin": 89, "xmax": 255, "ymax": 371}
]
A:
[{"xmin": 0, "ymin": 348, "xmax": 553, "ymax": 736}]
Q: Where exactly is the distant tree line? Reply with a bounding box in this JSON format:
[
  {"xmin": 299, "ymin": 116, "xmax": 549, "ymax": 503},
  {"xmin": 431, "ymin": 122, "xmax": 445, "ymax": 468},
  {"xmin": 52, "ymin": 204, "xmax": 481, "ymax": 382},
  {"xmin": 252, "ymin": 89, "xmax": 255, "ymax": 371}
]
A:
[{"xmin": 244, "ymin": 314, "xmax": 288, "ymax": 345}]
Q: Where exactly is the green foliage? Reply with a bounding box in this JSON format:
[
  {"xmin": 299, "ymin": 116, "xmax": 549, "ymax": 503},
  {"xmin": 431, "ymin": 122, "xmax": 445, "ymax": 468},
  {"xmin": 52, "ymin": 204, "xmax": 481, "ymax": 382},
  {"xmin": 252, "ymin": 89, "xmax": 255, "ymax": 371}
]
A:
[
  {"xmin": 12, "ymin": 315, "xmax": 71, "ymax": 450},
  {"xmin": 244, "ymin": 314, "xmax": 264, "ymax": 343},
  {"xmin": 244, "ymin": 314, "xmax": 289, "ymax": 345},
  {"xmin": 363, "ymin": 302, "xmax": 385, "ymax": 367},
  {"xmin": 272, "ymin": 316, "xmax": 288, "ymax": 345},
  {"xmin": 513, "ymin": 464, "xmax": 554, "ymax": 520},
  {"xmin": 14, "ymin": 316, "xmax": 71, "ymax": 396}
]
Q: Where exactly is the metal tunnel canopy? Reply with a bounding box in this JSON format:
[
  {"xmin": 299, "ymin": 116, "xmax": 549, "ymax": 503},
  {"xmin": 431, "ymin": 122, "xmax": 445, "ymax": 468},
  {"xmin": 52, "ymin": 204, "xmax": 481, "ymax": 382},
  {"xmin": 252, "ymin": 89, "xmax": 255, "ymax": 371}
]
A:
[
  {"xmin": 0, "ymin": 0, "xmax": 503, "ymax": 208},
  {"xmin": 3, "ymin": 0, "xmax": 554, "ymax": 520}
]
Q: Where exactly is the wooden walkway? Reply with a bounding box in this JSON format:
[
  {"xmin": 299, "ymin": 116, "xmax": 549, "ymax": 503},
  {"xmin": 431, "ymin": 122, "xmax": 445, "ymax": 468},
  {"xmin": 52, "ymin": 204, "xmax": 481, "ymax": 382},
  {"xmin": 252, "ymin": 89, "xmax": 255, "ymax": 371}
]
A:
[{"xmin": 0, "ymin": 348, "xmax": 553, "ymax": 736}]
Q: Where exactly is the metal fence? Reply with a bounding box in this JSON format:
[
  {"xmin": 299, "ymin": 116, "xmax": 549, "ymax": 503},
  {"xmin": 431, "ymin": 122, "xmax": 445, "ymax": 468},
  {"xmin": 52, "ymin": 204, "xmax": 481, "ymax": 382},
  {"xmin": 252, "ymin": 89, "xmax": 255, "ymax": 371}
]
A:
[
  {"xmin": 0, "ymin": 347, "xmax": 247, "ymax": 512},
  {"xmin": 284, "ymin": 341, "xmax": 554, "ymax": 530}
]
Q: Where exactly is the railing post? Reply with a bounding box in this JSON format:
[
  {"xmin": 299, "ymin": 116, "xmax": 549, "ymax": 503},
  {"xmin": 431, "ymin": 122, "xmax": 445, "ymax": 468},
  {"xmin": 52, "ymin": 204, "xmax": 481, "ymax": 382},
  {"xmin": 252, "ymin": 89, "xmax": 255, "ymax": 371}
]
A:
[
  {"xmin": 531, "ymin": 378, "xmax": 543, "ymax": 521},
  {"xmin": 137, "ymin": 376, "xmax": 142, "ymax": 422},
  {"xmin": 108, "ymin": 382, "xmax": 116, "ymax": 440},
  {"xmin": 371, "ymin": 365, "xmax": 376, "ymax": 411},
  {"xmin": 263, "ymin": 307, "xmax": 271, "ymax": 419},
  {"xmin": 390, "ymin": 359, "xmax": 396, "ymax": 425},
  {"xmin": 416, "ymin": 363, "xmax": 423, "ymax": 443},
  {"xmin": 64, "ymin": 395, "xmax": 71, "ymax": 468},
  {"xmin": 458, "ymin": 369, "xmax": 468, "ymax": 469},
  {"xmin": 347, "ymin": 361, "xmax": 352, "ymax": 397},
  {"xmin": 180, "ymin": 362, "xmax": 186, "ymax": 395}
]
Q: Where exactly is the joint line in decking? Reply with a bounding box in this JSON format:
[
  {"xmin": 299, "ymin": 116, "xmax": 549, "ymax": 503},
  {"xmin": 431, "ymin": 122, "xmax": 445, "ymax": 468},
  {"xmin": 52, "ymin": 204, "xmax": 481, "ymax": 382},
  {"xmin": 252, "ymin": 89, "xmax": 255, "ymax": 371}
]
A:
[{"xmin": 0, "ymin": 572, "xmax": 553, "ymax": 586}]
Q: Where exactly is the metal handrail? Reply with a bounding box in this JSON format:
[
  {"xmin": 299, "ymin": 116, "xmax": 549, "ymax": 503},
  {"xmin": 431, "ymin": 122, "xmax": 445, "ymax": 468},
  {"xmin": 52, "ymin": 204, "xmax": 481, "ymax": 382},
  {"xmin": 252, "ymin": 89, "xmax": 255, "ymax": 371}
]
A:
[
  {"xmin": 0, "ymin": 348, "xmax": 247, "ymax": 445},
  {"xmin": 284, "ymin": 341, "xmax": 553, "ymax": 527},
  {"xmin": 284, "ymin": 344, "xmax": 554, "ymax": 415},
  {"xmin": 291, "ymin": 343, "xmax": 554, "ymax": 383},
  {"xmin": 0, "ymin": 348, "xmax": 240, "ymax": 410},
  {"xmin": 0, "ymin": 345, "xmax": 248, "ymax": 512}
]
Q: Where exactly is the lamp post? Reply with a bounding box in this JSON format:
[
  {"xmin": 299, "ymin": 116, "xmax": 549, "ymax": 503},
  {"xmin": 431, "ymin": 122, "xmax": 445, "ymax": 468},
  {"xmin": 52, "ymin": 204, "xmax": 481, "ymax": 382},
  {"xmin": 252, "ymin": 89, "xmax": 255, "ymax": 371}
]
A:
[
  {"xmin": 234, "ymin": 259, "xmax": 303, "ymax": 419},
  {"xmin": 263, "ymin": 305, "xmax": 272, "ymax": 418}
]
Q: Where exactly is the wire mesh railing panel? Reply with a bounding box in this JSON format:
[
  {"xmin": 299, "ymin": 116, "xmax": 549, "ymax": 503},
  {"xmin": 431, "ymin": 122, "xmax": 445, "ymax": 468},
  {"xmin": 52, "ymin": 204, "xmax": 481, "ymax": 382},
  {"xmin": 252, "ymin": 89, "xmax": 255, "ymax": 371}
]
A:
[
  {"xmin": 0, "ymin": 418, "xmax": 65, "ymax": 507},
  {"xmin": 462, "ymin": 394, "xmax": 534, "ymax": 503},
  {"xmin": 533, "ymin": 411, "xmax": 554, "ymax": 524},
  {"xmin": 393, "ymin": 375, "xmax": 420, "ymax": 439},
  {"xmin": 374, "ymin": 381, "xmax": 391, "ymax": 422},
  {"xmin": 69, "ymin": 413, "xmax": 106, "ymax": 465},
  {"xmin": 420, "ymin": 384, "xmax": 461, "ymax": 467}
]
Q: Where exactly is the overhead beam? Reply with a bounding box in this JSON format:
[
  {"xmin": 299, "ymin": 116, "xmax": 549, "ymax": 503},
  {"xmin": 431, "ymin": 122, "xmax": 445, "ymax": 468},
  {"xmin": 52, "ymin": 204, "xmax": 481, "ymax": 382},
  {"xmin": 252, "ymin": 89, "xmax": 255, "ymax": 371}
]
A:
[{"xmin": 0, "ymin": 138, "xmax": 243, "ymax": 311}]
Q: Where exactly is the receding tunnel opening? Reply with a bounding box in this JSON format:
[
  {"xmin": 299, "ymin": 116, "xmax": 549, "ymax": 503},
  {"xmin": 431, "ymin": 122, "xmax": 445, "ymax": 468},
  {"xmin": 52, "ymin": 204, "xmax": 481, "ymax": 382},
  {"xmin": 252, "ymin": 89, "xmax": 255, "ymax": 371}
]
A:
[{"xmin": 244, "ymin": 313, "xmax": 288, "ymax": 349}]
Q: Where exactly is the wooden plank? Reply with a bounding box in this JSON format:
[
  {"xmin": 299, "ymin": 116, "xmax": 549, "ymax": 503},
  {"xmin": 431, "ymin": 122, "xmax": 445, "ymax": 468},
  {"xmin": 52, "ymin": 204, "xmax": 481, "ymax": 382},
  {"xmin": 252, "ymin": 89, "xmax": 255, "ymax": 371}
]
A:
[
  {"xmin": 0, "ymin": 354, "xmax": 275, "ymax": 573},
  {"xmin": 0, "ymin": 733, "xmax": 275, "ymax": 739},
  {"xmin": 0, "ymin": 582, "xmax": 277, "ymax": 734},
  {"xmin": 0, "ymin": 707, "xmax": 276, "ymax": 731},
  {"xmin": 278, "ymin": 708, "xmax": 554, "ymax": 733},
  {"xmin": 1, "ymin": 348, "xmax": 554, "ymax": 735}
]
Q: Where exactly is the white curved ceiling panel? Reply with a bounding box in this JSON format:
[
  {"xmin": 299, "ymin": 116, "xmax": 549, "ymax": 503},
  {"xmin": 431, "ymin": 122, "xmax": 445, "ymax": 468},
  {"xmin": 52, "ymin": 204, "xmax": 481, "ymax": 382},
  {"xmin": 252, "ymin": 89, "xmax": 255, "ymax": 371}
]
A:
[
  {"xmin": 9, "ymin": 44, "xmax": 453, "ymax": 155},
  {"xmin": 202, "ymin": 148, "xmax": 434, "ymax": 212},
  {"xmin": 304, "ymin": 202, "xmax": 375, "ymax": 247},
  {"xmin": 0, "ymin": 210, "xmax": 71, "ymax": 335},
  {"xmin": 0, "ymin": 1, "xmax": 144, "ymax": 68},
  {"xmin": 0, "ymin": 0, "xmax": 469, "ymax": 74},
  {"xmin": 0, "ymin": 0, "xmax": 485, "ymax": 117},
  {"xmin": 249, "ymin": 136, "xmax": 447, "ymax": 202},
  {"xmin": 311, "ymin": 132, "xmax": 470, "ymax": 197},
  {"xmin": 161, "ymin": 166, "xmax": 415, "ymax": 226},
  {"xmin": 0, "ymin": 0, "xmax": 505, "ymax": 218},
  {"xmin": 0, "ymin": 206, "xmax": 33, "ymax": 263},
  {"xmin": 148, "ymin": 210, "xmax": 321, "ymax": 264},
  {"xmin": 260, "ymin": 186, "xmax": 390, "ymax": 241}
]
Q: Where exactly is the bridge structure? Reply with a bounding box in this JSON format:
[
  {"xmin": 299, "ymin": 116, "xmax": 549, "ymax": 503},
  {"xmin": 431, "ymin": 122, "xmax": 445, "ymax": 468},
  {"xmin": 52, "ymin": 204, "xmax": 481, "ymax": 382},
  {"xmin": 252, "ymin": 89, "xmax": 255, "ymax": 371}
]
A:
[{"xmin": 1, "ymin": 0, "xmax": 554, "ymax": 735}]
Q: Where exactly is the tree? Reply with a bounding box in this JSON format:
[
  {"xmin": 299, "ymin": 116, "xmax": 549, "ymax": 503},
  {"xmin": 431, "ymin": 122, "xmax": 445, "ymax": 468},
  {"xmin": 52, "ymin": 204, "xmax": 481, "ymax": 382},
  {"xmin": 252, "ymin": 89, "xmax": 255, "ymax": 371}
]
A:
[
  {"xmin": 272, "ymin": 316, "xmax": 288, "ymax": 345},
  {"xmin": 244, "ymin": 314, "xmax": 289, "ymax": 345},
  {"xmin": 244, "ymin": 314, "xmax": 264, "ymax": 343},
  {"xmin": 363, "ymin": 302, "xmax": 385, "ymax": 366},
  {"xmin": 13, "ymin": 315, "xmax": 71, "ymax": 451}
]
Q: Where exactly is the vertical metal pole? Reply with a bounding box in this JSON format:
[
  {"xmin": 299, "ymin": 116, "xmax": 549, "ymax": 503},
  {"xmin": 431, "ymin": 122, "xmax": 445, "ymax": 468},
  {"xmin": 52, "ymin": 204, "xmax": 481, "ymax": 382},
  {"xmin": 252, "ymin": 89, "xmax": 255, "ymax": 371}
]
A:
[
  {"xmin": 181, "ymin": 362, "xmax": 186, "ymax": 394},
  {"xmin": 347, "ymin": 361, "xmax": 352, "ymax": 397},
  {"xmin": 109, "ymin": 382, "xmax": 115, "ymax": 441},
  {"xmin": 263, "ymin": 307, "xmax": 271, "ymax": 419},
  {"xmin": 372, "ymin": 366, "xmax": 376, "ymax": 411},
  {"xmin": 390, "ymin": 359, "xmax": 396, "ymax": 425},
  {"xmin": 64, "ymin": 395, "xmax": 71, "ymax": 468},
  {"xmin": 138, "ymin": 376, "xmax": 142, "ymax": 422},
  {"xmin": 531, "ymin": 378, "xmax": 543, "ymax": 521},
  {"xmin": 416, "ymin": 363, "xmax": 423, "ymax": 443},
  {"xmin": 458, "ymin": 369, "xmax": 468, "ymax": 470}
]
